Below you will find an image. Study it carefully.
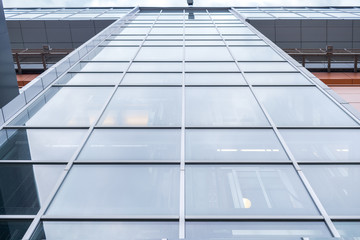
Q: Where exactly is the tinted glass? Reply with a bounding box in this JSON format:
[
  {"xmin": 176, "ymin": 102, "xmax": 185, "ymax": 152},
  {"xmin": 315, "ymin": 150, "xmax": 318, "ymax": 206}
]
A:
[
  {"xmin": 185, "ymin": 62, "xmax": 239, "ymax": 72},
  {"xmin": 230, "ymin": 47, "xmax": 284, "ymax": 61},
  {"xmin": 72, "ymin": 62, "xmax": 129, "ymax": 72},
  {"xmin": 245, "ymin": 73, "xmax": 311, "ymax": 85},
  {"xmin": 334, "ymin": 221, "xmax": 360, "ymax": 238},
  {"xmin": 0, "ymin": 220, "xmax": 31, "ymax": 240},
  {"xmin": 185, "ymin": 47, "xmax": 233, "ymax": 61},
  {"xmin": 57, "ymin": 73, "xmax": 123, "ymax": 85},
  {"xmin": 135, "ymin": 47, "xmax": 182, "ymax": 61},
  {"xmin": 122, "ymin": 73, "xmax": 182, "ymax": 85},
  {"xmin": 185, "ymin": 73, "xmax": 246, "ymax": 85},
  {"xmin": 91, "ymin": 47, "xmax": 138, "ymax": 61}
]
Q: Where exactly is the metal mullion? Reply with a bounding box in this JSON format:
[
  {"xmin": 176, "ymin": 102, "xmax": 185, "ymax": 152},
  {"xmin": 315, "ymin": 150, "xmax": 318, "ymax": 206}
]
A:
[
  {"xmin": 73, "ymin": 160, "xmax": 180, "ymax": 164},
  {"xmin": 211, "ymin": 9, "xmax": 341, "ymax": 238},
  {"xmin": 41, "ymin": 215, "xmax": 179, "ymax": 221},
  {"xmin": 21, "ymin": 8, "xmax": 162, "ymax": 240},
  {"xmin": 231, "ymin": 8, "xmax": 360, "ymax": 126},
  {"xmin": 3, "ymin": 126, "xmax": 90, "ymax": 129},
  {"xmin": 298, "ymin": 161, "xmax": 360, "ymax": 165},
  {"xmin": 0, "ymin": 215, "xmax": 36, "ymax": 220},
  {"xmin": 94, "ymin": 126, "xmax": 181, "ymax": 129},
  {"xmin": 186, "ymin": 215, "xmax": 324, "ymax": 220},
  {"xmin": 186, "ymin": 160, "xmax": 293, "ymax": 164},
  {"xmin": 179, "ymin": 8, "xmax": 186, "ymax": 240},
  {"xmin": 0, "ymin": 160, "xmax": 68, "ymax": 164},
  {"xmin": 185, "ymin": 85, "xmax": 247, "ymax": 87},
  {"xmin": 185, "ymin": 126, "xmax": 272, "ymax": 129}
]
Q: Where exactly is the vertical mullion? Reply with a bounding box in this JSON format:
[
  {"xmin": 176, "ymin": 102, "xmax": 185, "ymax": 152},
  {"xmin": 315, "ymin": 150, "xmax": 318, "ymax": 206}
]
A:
[
  {"xmin": 224, "ymin": 9, "xmax": 341, "ymax": 238},
  {"xmin": 21, "ymin": 8, "xmax": 162, "ymax": 240}
]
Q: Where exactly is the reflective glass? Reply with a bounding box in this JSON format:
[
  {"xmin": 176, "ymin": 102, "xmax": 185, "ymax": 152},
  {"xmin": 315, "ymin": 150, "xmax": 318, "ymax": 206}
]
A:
[
  {"xmin": 186, "ymin": 87, "xmax": 269, "ymax": 127},
  {"xmin": 91, "ymin": 47, "xmax": 138, "ymax": 61},
  {"xmin": 150, "ymin": 27, "xmax": 183, "ymax": 34},
  {"xmin": 280, "ymin": 129, "xmax": 360, "ymax": 162},
  {"xmin": 186, "ymin": 221, "xmax": 331, "ymax": 239},
  {"xmin": 185, "ymin": 62, "xmax": 239, "ymax": 72},
  {"xmin": 231, "ymin": 46, "xmax": 284, "ymax": 61},
  {"xmin": 78, "ymin": 129, "xmax": 181, "ymax": 161},
  {"xmin": 102, "ymin": 41, "xmax": 141, "ymax": 46},
  {"xmin": 186, "ymin": 129, "xmax": 288, "ymax": 162},
  {"xmin": 122, "ymin": 73, "xmax": 182, "ymax": 85},
  {"xmin": 245, "ymin": 72, "xmax": 311, "ymax": 85},
  {"xmin": 185, "ymin": 27, "xmax": 218, "ymax": 34},
  {"xmin": 31, "ymin": 221, "xmax": 178, "ymax": 240},
  {"xmin": 57, "ymin": 73, "xmax": 122, "ymax": 85},
  {"xmin": 334, "ymin": 222, "xmax": 360, "ymax": 238},
  {"xmin": 0, "ymin": 220, "xmax": 31, "ymax": 240},
  {"xmin": 0, "ymin": 164, "xmax": 63, "ymax": 215},
  {"xmin": 186, "ymin": 165, "xmax": 318, "ymax": 215},
  {"xmin": 227, "ymin": 40, "xmax": 267, "ymax": 46},
  {"xmin": 185, "ymin": 47, "xmax": 233, "ymax": 61},
  {"xmin": 218, "ymin": 27, "xmax": 254, "ymax": 34},
  {"xmin": 11, "ymin": 87, "xmax": 112, "ymax": 127},
  {"xmin": 255, "ymin": 87, "xmax": 358, "ymax": 126},
  {"xmin": 129, "ymin": 62, "xmax": 182, "ymax": 72},
  {"xmin": 135, "ymin": 47, "xmax": 182, "ymax": 61},
  {"xmin": 143, "ymin": 40, "xmax": 183, "ymax": 45},
  {"xmin": 46, "ymin": 165, "xmax": 179, "ymax": 216},
  {"xmin": 119, "ymin": 27, "xmax": 150, "ymax": 34},
  {"xmin": 238, "ymin": 62, "xmax": 297, "ymax": 72},
  {"xmin": 99, "ymin": 87, "xmax": 181, "ymax": 127},
  {"xmin": 185, "ymin": 73, "xmax": 246, "ymax": 85},
  {"xmin": 72, "ymin": 62, "xmax": 129, "ymax": 72},
  {"xmin": 302, "ymin": 165, "xmax": 360, "ymax": 215},
  {"xmin": 0, "ymin": 129, "xmax": 86, "ymax": 161}
]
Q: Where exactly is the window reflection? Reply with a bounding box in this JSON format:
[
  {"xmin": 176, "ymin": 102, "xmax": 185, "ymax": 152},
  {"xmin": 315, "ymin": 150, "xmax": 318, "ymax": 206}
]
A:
[{"xmin": 0, "ymin": 220, "xmax": 31, "ymax": 240}]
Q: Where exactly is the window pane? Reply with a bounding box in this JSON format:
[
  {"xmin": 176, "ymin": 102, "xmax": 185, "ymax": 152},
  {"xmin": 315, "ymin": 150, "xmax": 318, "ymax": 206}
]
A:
[
  {"xmin": 10, "ymin": 87, "xmax": 112, "ymax": 127},
  {"xmin": 186, "ymin": 87, "xmax": 269, "ymax": 127},
  {"xmin": 239, "ymin": 62, "xmax": 297, "ymax": 72},
  {"xmin": 185, "ymin": 62, "xmax": 239, "ymax": 72},
  {"xmin": 46, "ymin": 165, "xmax": 179, "ymax": 216},
  {"xmin": 72, "ymin": 62, "xmax": 129, "ymax": 72},
  {"xmin": 129, "ymin": 62, "xmax": 182, "ymax": 72},
  {"xmin": 186, "ymin": 129, "xmax": 288, "ymax": 162},
  {"xmin": 150, "ymin": 27, "xmax": 183, "ymax": 34},
  {"xmin": 280, "ymin": 129, "xmax": 360, "ymax": 162},
  {"xmin": 0, "ymin": 220, "xmax": 31, "ymax": 240},
  {"xmin": 185, "ymin": 47, "xmax": 233, "ymax": 61},
  {"xmin": 122, "ymin": 73, "xmax": 182, "ymax": 85},
  {"xmin": 186, "ymin": 221, "xmax": 331, "ymax": 240},
  {"xmin": 302, "ymin": 165, "xmax": 360, "ymax": 215},
  {"xmin": 186, "ymin": 165, "xmax": 318, "ymax": 216},
  {"xmin": 135, "ymin": 47, "xmax": 182, "ymax": 61},
  {"xmin": 99, "ymin": 87, "xmax": 181, "ymax": 127},
  {"xmin": 31, "ymin": 221, "xmax": 179, "ymax": 240},
  {"xmin": 334, "ymin": 222, "xmax": 360, "ymax": 238},
  {"xmin": 218, "ymin": 27, "xmax": 254, "ymax": 34},
  {"xmin": 57, "ymin": 73, "xmax": 123, "ymax": 85},
  {"xmin": 255, "ymin": 87, "xmax": 358, "ymax": 126},
  {"xmin": 230, "ymin": 47, "xmax": 284, "ymax": 61},
  {"xmin": 0, "ymin": 164, "xmax": 63, "ymax": 215},
  {"xmin": 91, "ymin": 47, "xmax": 138, "ymax": 61},
  {"xmin": 185, "ymin": 27, "xmax": 218, "ymax": 34},
  {"xmin": 0, "ymin": 129, "xmax": 86, "ymax": 161},
  {"xmin": 78, "ymin": 129, "xmax": 180, "ymax": 161},
  {"xmin": 245, "ymin": 72, "xmax": 311, "ymax": 85},
  {"xmin": 185, "ymin": 73, "xmax": 246, "ymax": 85}
]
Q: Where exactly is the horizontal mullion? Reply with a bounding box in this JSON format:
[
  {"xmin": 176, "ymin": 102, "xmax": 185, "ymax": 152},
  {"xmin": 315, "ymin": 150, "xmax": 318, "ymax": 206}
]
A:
[
  {"xmin": 276, "ymin": 126, "xmax": 360, "ymax": 129},
  {"xmin": 41, "ymin": 216, "xmax": 180, "ymax": 221},
  {"xmin": 118, "ymin": 85, "xmax": 182, "ymax": 87},
  {"xmin": 73, "ymin": 160, "xmax": 180, "ymax": 164},
  {"xmin": 184, "ymin": 85, "xmax": 248, "ymax": 87},
  {"xmin": 185, "ymin": 215, "xmax": 324, "ymax": 220},
  {"xmin": 3, "ymin": 126, "xmax": 91, "ymax": 129},
  {"xmin": 0, "ymin": 161, "xmax": 68, "ymax": 164},
  {"xmin": 185, "ymin": 161, "xmax": 292, "ymax": 164},
  {"xmin": 298, "ymin": 162, "xmax": 360, "ymax": 165},
  {"xmin": 93, "ymin": 126, "xmax": 182, "ymax": 129},
  {"xmin": 52, "ymin": 84, "xmax": 116, "ymax": 87},
  {"xmin": 0, "ymin": 215, "xmax": 36, "ymax": 220},
  {"xmin": 184, "ymin": 126, "xmax": 272, "ymax": 129}
]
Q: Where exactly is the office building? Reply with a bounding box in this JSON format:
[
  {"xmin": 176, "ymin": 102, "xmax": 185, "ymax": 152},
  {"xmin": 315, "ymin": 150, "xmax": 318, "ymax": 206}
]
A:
[{"xmin": 0, "ymin": 6, "xmax": 360, "ymax": 240}]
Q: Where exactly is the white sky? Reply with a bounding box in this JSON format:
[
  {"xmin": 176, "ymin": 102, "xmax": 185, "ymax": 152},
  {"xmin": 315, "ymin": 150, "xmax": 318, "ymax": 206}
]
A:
[{"xmin": 3, "ymin": 0, "xmax": 360, "ymax": 8}]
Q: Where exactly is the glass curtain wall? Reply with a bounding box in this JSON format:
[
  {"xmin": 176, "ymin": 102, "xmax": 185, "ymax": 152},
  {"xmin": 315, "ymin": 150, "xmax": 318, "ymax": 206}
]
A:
[{"xmin": 0, "ymin": 7, "xmax": 359, "ymax": 240}]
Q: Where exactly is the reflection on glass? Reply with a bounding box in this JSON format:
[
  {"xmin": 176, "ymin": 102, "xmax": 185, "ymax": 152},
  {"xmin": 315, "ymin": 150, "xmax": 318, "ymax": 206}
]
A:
[
  {"xmin": 186, "ymin": 221, "xmax": 331, "ymax": 240},
  {"xmin": 302, "ymin": 165, "xmax": 360, "ymax": 215},
  {"xmin": 99, "ymin": 87, "xmax": 181, "ymax": 127},
  {"xmin": 46, "ymin": 165, "xmax": 179, "ymax": 216},
  {"xmin": 0, "ymin": 129, "xmax": 86, "ymax": 161},
  {"xmin": 334, "ymin": 221, "xmax": 360, "ymax": 238},
  {"xmin": 255, "ymin": 87, "xmax": 358, "ymax": 126},
  {"xmin": 185, "ymin": 47, "xmax": 233, "ymax": 61},
  {"xmin": 135, "ymin": 47, "xmax": 182, "ymax": 61},
  {"xmin": 57, "ymin": 73, "xmax": 123, "ymax": 85},
  {"xmin": 186, "ymin": 129, "xmax": 288, "ymax": 162},
  {"xmin": 71, "ymin": 62, "xmax": 129, "ymax": 72},
  {"xmin": 185, "ymin": 73, "xmax": 246, "ymax": 85},
  {"xmin": 238, "ymin": 62, "xmax": 296, "ymax": 72},
  {"xmin": 91, "ymin": 47, "xmax": 138, "ymax": 61},
  {"xmin": 129, "ymin": 62, "xmax": 182, "ymax": 72},
  {"xmin": 280, "ymin": 129, "xmax": 360, "ymax": 161},
  {"xmin": 185, "ymin": 62, "xmax": 239, "ymax": 72},
  {"xmin": 186, "ymin": 87, "xmax": 269, "ymax": 127},
  {"xmin": 0, "ymin": 164, "xmax": 63, "ymax": 215},
  {"xmin": 122, "ymin": 73, "xmax": 182, "ymax": 85},
  {"xmin": 231, "ymin": 47, "xmax": 284, "ymax": 61},
  {"xmin": 0, "ymin": 220, "xmax": 31, "ymax": 240},
  {"xmin": 245, "ymin": 72, "xmax": 311, "ymax": 85},
  {"xmin": 30, "ymin": 221, "xmax": 178, "ymax": 240},
  {"xmin": 10, "ymin": 87, "xmax": 112, "ymax": 127},
  {"xmin": 186, "ymin": 165, "xmax": 318, "ymax": 215},
  {"xmin": 78, "ymin": 129, "xmax": 180, "ymax": 161}
]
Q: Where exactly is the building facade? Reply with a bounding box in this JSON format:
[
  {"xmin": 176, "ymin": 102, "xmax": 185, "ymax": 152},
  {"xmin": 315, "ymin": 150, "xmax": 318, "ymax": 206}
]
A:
[{"xmin": 0, "ymin": 7, "xmax": 360, "ymax": 240}]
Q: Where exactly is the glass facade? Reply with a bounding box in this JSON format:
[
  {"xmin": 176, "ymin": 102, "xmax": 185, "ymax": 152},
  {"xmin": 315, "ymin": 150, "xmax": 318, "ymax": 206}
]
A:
[{"xmin": 1, "ymin": 6, "xmax": 360, "ymax": 240}]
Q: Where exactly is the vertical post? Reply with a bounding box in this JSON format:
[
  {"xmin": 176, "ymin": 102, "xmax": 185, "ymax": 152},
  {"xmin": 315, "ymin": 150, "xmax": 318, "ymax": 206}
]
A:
[
  {"xmin": 302, "ymin": 55, "xmax": 305, "ymax": 67},
  {"xmin": 326, "ymin": 45, "xmax": 333, "ymax": 73},
  {"xmin": 41, "ymin": 53, "xmax": 47, "ymax": 70},
  {"xmin": 355, "ymin": 55, "xmax": 358, "ymax": 73},
  {"xmin": 15, "ymin": 53, "xmax": 22, "ymax": 74}
]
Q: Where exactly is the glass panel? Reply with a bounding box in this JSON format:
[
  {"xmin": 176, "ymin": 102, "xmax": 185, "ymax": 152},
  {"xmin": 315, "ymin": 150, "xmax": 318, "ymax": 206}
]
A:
[
  {"xmin": 0, "ymin": 220, "xmax": 31, "ymax": 240},
  {"xmin": 78, "ymin": 129, "xmax": 180, "ymax": 161},
  {"xmin": 231, "ymin": 47, "xmax": 284, "ymax": 61},
  {"xmin": 31, "ymin": 221, "xmax": 178, "ymax": 240},
  {"xmin": 186, "ymin": 87, "xmax": 269, "ymax": 127},
  {"xmin": 280, "ymin": 129, "xmax": 360, "ymax": 162},
  {"xmin": 0, "ymin": 129, "xmax": 86, "ymax": 161},
  {"xmin": 119, "ymin": 27, "xmax": 150, "ymax": 34},
  {"xmin": 238, "ymin": 62, "xmax": 297, "ymax": 72},
  {"xmin": 10, "ymin": 87, "xmax": 112, "ymax": 127},
  {"xmin": 135, "ymin": 47, "xmax": 182, "ymax": 61},
  {"xmin": 185, "ymin": 47, "xmax": 233, "ymax": 61},
  {"xmin": 57, "ymin": 73, "xmax": 123, "ymax": 85},
  {"xmin": 122, "ymin": 73, "xmax": 182, "ymax": 85},
  {"xmin": 254, "ymin": 87, "xmax": 358, "ymax": 126},
  {"xmin": 143, "ymin": 40, "xmax": 183, "ymax": 45},
  {"xmin": 99, "ymin": 87, "xmax": 181, "ymax": 127},
  {"xmin": 302, "ymin": 165, "xmax": 360, "ymax": 215},
  {"xmin": 185, "ymin": 73, "xmax": 246, "ymax": 85},
  {"xmin": 186, "ymin": 165, "xmax": 318, "ymax": 216},
  {"xmin": 72, "ymin": 62, "xmax": 129, "ymax": 72},
  {"xmin": 150, "ymin": 27, "xmax": 183, "ymax": 34},
  {"xmin": 226, "ymin": 40, "xmax": 267, "ymax": 46},
  {"xmin": 91, "ymin": 47, "xmax": 138, "ymax": 61},
  {"xmin": 129, "ymin": 62, "xmax": 182, "ymax": 72},
  {"xmin": 46, "ymin": 165, "xmax": 179, "ymax": 216},
  {"xmin": 0, "ymin": 164, "xmax": 63, "ymax": 215},
  {"xmin": 245, "ymin": 72, "xmax": 311, "ymax": 85},
  {"xmin": 102, "ymin": 41, "xmax": 141, "ymax": 46},
  {"xmin": 185, "ymin": 62, "xmax": 239, "ymax": 72},
  {"xmin": 218, "ymin": 27, "xmax": 254, "ymax": 34},
  {"xmin": 334, "ymin": 221, "xmax": 360, "ymax": 238},
  {"xmin": 185, "ymin": 27, "xmax": 218, "ymax": 34},
  {"xmin": 186, "ymin": 129, "xmax": 288, "ymax": 162},
  {"xmin": 186, "ymin": 221, "xmax": 331, "ymax": 240}
]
